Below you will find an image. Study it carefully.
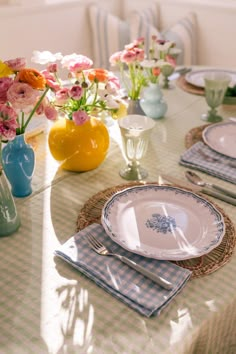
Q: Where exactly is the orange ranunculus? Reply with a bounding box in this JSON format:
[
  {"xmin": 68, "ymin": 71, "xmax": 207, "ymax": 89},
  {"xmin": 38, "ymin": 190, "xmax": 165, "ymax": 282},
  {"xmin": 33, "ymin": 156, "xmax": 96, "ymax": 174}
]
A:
[
  {"xmin": 152, "ymin": 67, "xmax": 161, "ymax": 77},
  {"xmin": 88, "ymin": 68, "xmax": 109, "ymax": 83},
  {"xmin": 17, "ymin": 68, "xmax": 46, "ymax": 90}
]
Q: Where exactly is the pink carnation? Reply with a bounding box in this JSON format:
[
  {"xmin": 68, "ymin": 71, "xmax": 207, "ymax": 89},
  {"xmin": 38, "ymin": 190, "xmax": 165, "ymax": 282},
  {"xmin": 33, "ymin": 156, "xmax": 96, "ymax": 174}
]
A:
[
  {"xmin": 0, "ymin": 77, "xmax": 13, "ymax": 103},
  {"xmin": 107, "ymin": 73, "xmax": 120, "ymax": 90},
  {"xmin": 55, "ymin": 88, "xmax": 69, "ymax": 105},
  {"xmin": 69, "ymin": 85, "xmax": 83, "ymax": 100},
  {"xmin": 7, "ymin": 82, "xmax": 39, "ymax": 111},
  {"xmin": 166, "ymin": 54, "xmax": 176, "ymax": 67},
  {"xmin": 72, "ymin": 110, "xmax": 90, "ymax": 126},
  {"xmin": 47, "ymin": 63, "xmax": 58, "ymax": 73},
  {"xmin": 4, "ymin": 57, "xmax": 26, "ymax": 71},
  {"xmin": 36, "ymin": 96, "xmax": 49, "ymax": 115},
  {"xmin": 120, "ymin": 50, "xmax": 137, "ymax": 64},
  {"xmin": 44, "ymin": 105, "xmax": 58, "ymax": 121},
  {"xmin": 0, "ymin": 103, "xmax": 19, "ymax": 140},
  {"xmin": 133, "ymin": 48, "xmax": 145, "ymax": 62},
  {"xmin": 41, "ymin": 70, "xmax": 60, "ymax": 91},
  {"xmin": 61, "ymin": 54, "xmax": 93, "ymax": 73},
  {"xmin": 109, "ymin": 51, "xmax": 122, "ymax": 65}
]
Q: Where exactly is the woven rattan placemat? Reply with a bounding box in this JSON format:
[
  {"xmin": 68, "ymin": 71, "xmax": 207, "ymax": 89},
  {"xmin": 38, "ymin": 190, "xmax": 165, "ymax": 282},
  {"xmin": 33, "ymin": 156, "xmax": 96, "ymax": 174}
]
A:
[
  {"xmin": 176, "ymin": 75, "xmax": 204, "ymax": 96},
  {"xmin": 77, "ymin": 182, "xmax": 236, "ymax": 279},
  {"xmin": 185, "ymin": 123, "xmax": 211, "ymax": 149}
]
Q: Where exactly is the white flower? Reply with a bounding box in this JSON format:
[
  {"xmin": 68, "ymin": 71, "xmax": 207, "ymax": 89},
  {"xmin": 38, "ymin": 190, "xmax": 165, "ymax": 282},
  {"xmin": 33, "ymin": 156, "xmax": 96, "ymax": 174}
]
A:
[
  {"xmin": 140, "ymin": 59, "xmax": 164, "ymax": 68},
  {"xmin": 105, "ymin": 96, "xmax": 120, "ymax": 109},
  {"xmin": 31, "ymin": 50, "xmax": 63, "ymax": 65},
  {"xmin": 156, "ymin": 41, "xmax": 174, "ymax": 52}
]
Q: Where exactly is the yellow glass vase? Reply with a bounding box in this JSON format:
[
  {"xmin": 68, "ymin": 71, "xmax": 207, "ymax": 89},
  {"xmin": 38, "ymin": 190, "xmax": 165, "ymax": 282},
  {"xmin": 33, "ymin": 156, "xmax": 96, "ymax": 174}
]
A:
[{"xmin": 48, "ymin": 117, "xmax": 110, "ymax": 171}]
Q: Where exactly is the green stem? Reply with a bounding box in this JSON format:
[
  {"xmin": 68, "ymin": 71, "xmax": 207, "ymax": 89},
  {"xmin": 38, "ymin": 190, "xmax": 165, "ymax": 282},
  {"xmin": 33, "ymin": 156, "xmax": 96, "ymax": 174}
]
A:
[
  {"xmin": 23, "ymin": 86, "xmax": 50, "ymax": 132},
  {"xmin": 0, "ymin": 135, "xmax": 2, "ymax": 175}
]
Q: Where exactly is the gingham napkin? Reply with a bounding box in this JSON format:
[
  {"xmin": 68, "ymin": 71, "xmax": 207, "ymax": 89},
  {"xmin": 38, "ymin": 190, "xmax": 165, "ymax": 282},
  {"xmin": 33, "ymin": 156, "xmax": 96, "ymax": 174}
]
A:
[
  {"xmin": 180, "ymin": 141, "xmax": 236, "ymax": 184},
  {"xmin": 55, "ymin": 223, "xmax": 191, "ymax": 317}
]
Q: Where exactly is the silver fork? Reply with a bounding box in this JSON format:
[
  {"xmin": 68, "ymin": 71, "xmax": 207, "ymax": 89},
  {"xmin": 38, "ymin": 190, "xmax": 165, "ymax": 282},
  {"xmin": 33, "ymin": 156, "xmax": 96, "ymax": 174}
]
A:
[
  {"xmin": 86, "ymin": 234, "xmax": 173, "ymax": 290},
  {"xmin": 198, "ymin": 149, "xmax": 236, "ymax": 168}
]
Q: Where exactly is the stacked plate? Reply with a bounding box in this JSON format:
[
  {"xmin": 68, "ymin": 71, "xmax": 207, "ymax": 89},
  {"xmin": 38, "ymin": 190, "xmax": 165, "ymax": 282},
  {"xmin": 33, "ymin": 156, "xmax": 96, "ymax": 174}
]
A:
[
  {"xmin": 101, "ymin": 184, "xmax": 225, "ymax": 261},
  {"xmin": 185, "ymin": 69, "xmax": 236, "ymax": 104},
  {"xmin": 202, "ymin": 121, "xmax": 236, "ymax": 159}
]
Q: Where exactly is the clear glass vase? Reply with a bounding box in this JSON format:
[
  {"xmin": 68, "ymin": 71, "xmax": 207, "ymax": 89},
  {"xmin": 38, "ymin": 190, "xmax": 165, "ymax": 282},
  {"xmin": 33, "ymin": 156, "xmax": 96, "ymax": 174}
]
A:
[{"xmin": 0, "ymin": 169, "xmax": 21, "ymax": 237}]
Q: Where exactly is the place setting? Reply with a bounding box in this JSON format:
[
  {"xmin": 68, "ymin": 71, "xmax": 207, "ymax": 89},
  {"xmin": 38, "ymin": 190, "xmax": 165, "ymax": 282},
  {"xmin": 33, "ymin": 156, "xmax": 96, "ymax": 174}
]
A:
[
  {"xmin": 180, "ymin": 120, "xmax": 236, "ymax": 185},
  {"xmin": 54, "ymin": 102, "xmax": 236, "ymax": 317},
  {"xmin": 176, "ymin": 67, "xmax": 236, "ymax": 103}
]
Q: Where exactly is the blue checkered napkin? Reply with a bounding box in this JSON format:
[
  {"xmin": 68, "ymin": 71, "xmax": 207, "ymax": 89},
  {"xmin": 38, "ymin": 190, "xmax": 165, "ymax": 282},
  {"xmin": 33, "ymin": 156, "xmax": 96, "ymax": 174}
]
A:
[
  {"xmin": 180, "ymin": 141, "xmax": 236, "ymax": 184},
  {"xmin": 55, "ymin": 223, "xmax": 191, "ymax": 317}
]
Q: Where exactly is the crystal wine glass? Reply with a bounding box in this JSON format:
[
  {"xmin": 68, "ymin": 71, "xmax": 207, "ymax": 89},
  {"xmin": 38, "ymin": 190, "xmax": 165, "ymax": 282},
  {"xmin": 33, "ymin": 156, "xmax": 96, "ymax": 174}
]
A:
[
  {"xmin": 118, "ymin": 114, "xmax": 156, "ymax": 180},
  {"xmin": 202, "ymin": 72, "xmax": 231, "ymax": 123}
]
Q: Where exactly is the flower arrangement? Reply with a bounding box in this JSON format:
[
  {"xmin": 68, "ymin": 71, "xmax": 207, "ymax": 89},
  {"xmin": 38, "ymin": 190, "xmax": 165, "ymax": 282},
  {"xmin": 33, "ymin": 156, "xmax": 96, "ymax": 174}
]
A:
[
  {"xmin": 32, "ymin": 51, "xmax": 123, "ymax": 124},
  {"xmin": 0, "ymin": 57, "xmax": 53, "ymax": 138},
  {"xmin": 109, "ymin": 36, "xmax": 178, "ymax": 99},
  {"xmin": 0, "ymin": 103, "xmax": 19, "ymax": 175},
  {"xmin": 0, "ymin": 52, "xmax": 123, "ymax": 145}
]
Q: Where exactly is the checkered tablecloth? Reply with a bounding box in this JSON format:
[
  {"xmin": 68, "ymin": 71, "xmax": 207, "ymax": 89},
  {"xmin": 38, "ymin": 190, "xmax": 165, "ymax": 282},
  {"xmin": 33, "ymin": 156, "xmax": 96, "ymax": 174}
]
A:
[
  {"xmin": 180, "ymin": 141, "xmax": 236, "ymax": 184},
  {"xmin": 1, "ymin": 83, "xmax": 236, "ymax": 354},
  {"xmin": 55, "ymin": 223, "xmax": 191, "ymax": 317}
]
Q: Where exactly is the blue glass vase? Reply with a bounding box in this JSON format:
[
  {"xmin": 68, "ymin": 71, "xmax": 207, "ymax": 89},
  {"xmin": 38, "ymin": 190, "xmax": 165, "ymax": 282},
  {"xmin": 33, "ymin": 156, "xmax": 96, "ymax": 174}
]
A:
[
  {"xmin": 2, "ymin": 134, "xmax": 35, "ymax": 198},
  {"xmin": 140, "ymin": 83, "xmax": 168, "ymax": 119},
  {"xmin": 0, "ymin": 170, "xmax": 21, "ymax": 236}
]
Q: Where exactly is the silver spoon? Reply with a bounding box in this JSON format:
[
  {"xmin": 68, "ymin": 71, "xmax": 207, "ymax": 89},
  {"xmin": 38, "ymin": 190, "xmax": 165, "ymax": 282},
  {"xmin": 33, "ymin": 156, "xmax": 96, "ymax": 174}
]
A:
[{"xmin": 185, "ymin": 170, "xmax": 236, "ymax": 199}]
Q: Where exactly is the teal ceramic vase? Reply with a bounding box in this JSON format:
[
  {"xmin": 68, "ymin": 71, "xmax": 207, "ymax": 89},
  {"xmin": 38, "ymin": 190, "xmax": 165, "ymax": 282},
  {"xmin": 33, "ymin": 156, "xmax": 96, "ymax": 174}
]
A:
[
  {"xmin": 2, "ymin": 134, "xmax": 35, "ymax": 198},
  {"xmin": 140, "ymin": 83, "xmax": 167, "ymax": 119},
  {"xmin": 0, "ymin": 169, "xmax": 21, "ymax": 237}
]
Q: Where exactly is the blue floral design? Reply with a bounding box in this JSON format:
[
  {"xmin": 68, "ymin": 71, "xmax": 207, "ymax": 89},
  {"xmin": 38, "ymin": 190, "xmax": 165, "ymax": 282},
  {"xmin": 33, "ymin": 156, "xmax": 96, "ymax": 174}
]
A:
[{"xmin": 146, "ymin": 213, "xmax": 177, "ymax": 234}]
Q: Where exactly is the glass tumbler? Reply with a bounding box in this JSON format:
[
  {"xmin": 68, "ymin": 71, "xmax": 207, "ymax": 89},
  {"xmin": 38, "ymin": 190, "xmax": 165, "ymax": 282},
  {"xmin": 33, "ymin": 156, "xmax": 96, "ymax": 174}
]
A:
[{"xmin": 118, "ymin": 114, "xmax": 156, "ymax": 180}]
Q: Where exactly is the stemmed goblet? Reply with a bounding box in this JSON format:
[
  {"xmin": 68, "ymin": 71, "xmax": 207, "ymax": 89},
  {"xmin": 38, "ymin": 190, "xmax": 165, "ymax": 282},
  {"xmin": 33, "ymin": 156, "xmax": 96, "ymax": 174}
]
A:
[
  {"xmin": 161, "ymin": 48, "xmax": 182, "ymax": 89},
  {"xmin": 202, "ymin": 72, "xmax": 231, "ymax": 123},
  {"xmin": 118, "ymin": 114, "xmax": 155, "ymax": 180},
  {"xmin": 161, "ymin": 64, "xmax": 175, "ymax": 89}
]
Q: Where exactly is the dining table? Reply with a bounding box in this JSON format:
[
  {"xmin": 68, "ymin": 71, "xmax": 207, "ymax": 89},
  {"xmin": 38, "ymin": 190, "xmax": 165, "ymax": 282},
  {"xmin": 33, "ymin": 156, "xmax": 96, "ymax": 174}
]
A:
[{"xmin": 1, "ymin": 69, "xmax": 236, "ymax": 354}]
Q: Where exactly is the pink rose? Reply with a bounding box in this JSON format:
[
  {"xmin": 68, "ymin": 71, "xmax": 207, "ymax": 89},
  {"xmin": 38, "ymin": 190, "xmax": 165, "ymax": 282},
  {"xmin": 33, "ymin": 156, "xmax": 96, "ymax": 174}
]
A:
[
  {"xmin": 0, "ymin": 103, "xmax": 19, "ymax": 140},
  {"xmin": 44, "ymin": 105, "xmax": 58, "ymax": 121},
  {"xmin": 69, "ymin": 85, "xmax": 83, "ymax": 100},
  {"xmin": 0, "ymin": 77, "xmax": 13, "ymax": 103},
  {"xmin": 47, "ymin": 63, "xmax": 58, "ymax": 73},
  {"xmin": 72, "ymin": 110, "xmax": 90, "ymax": 126},
  {"xmin": 4, "ymin": 57, "xmax": 26, "ymax": 71},
  {"xmin": 109, "ymin": 51, "xmax": 122, "ymax": 65},
  {"xmin": 107, "ymin": 72, "xmax": 120, "ymax": 90},
  {"xmin": 36, "ymin": 96, "xmax": 49, "ymax": 115},
  {"xmin": 166, "ymin": 55, "xmax": 176, "ymax": 67},
  {"xmin": 133, "ymin": 37, "xmax": 145, "ymax": 46},
  {"xmin": 124, "ymin": 43, "xmax": 136, "ymax": 51},
  {"xmin": 41, "ymin": 70, "xmax": 60, "ymax": 91},
  {"xmin": 55, "ymin": 88, "xmax": 69, "ymax": 105},
  {"xmin": 120, "ymin": 50, "xmax": 137, "ymax": 64},
  {"xmin": 61, "ymin": 54, "xmax": 93, "ymax": 73},
  {"xmin": 7, "ymin": 82, "xmax": 39, "ymax": 111},
  {"xmin": 133, "ymin": 48, "xmax": 145, "ymax": 62}
]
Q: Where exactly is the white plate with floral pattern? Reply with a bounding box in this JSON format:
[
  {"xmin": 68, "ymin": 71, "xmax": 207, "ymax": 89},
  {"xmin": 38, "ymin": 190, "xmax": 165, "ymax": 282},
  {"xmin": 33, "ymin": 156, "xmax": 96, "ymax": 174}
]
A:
[
  {"xmin": 185, "ymin": 69, "xmax": 236, "ymax": 88},
  {"xmin": 202, "ymin": 121, "xmax": 236, "ymax": 159},
  {"xmin": 101, "ymin": 185, "xmax": 225, "ymax": 261}
]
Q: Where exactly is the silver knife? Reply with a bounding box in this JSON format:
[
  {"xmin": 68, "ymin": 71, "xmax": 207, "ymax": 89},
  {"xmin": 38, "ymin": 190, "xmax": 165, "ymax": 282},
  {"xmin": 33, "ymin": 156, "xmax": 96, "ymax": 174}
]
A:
[
  {"xmin": 160, "ymin": 174, "xmax": 236, "ymax": 206},
  {"xmin": 168, "ymin": 67, "xmax": 192, "ymax": 81}
]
